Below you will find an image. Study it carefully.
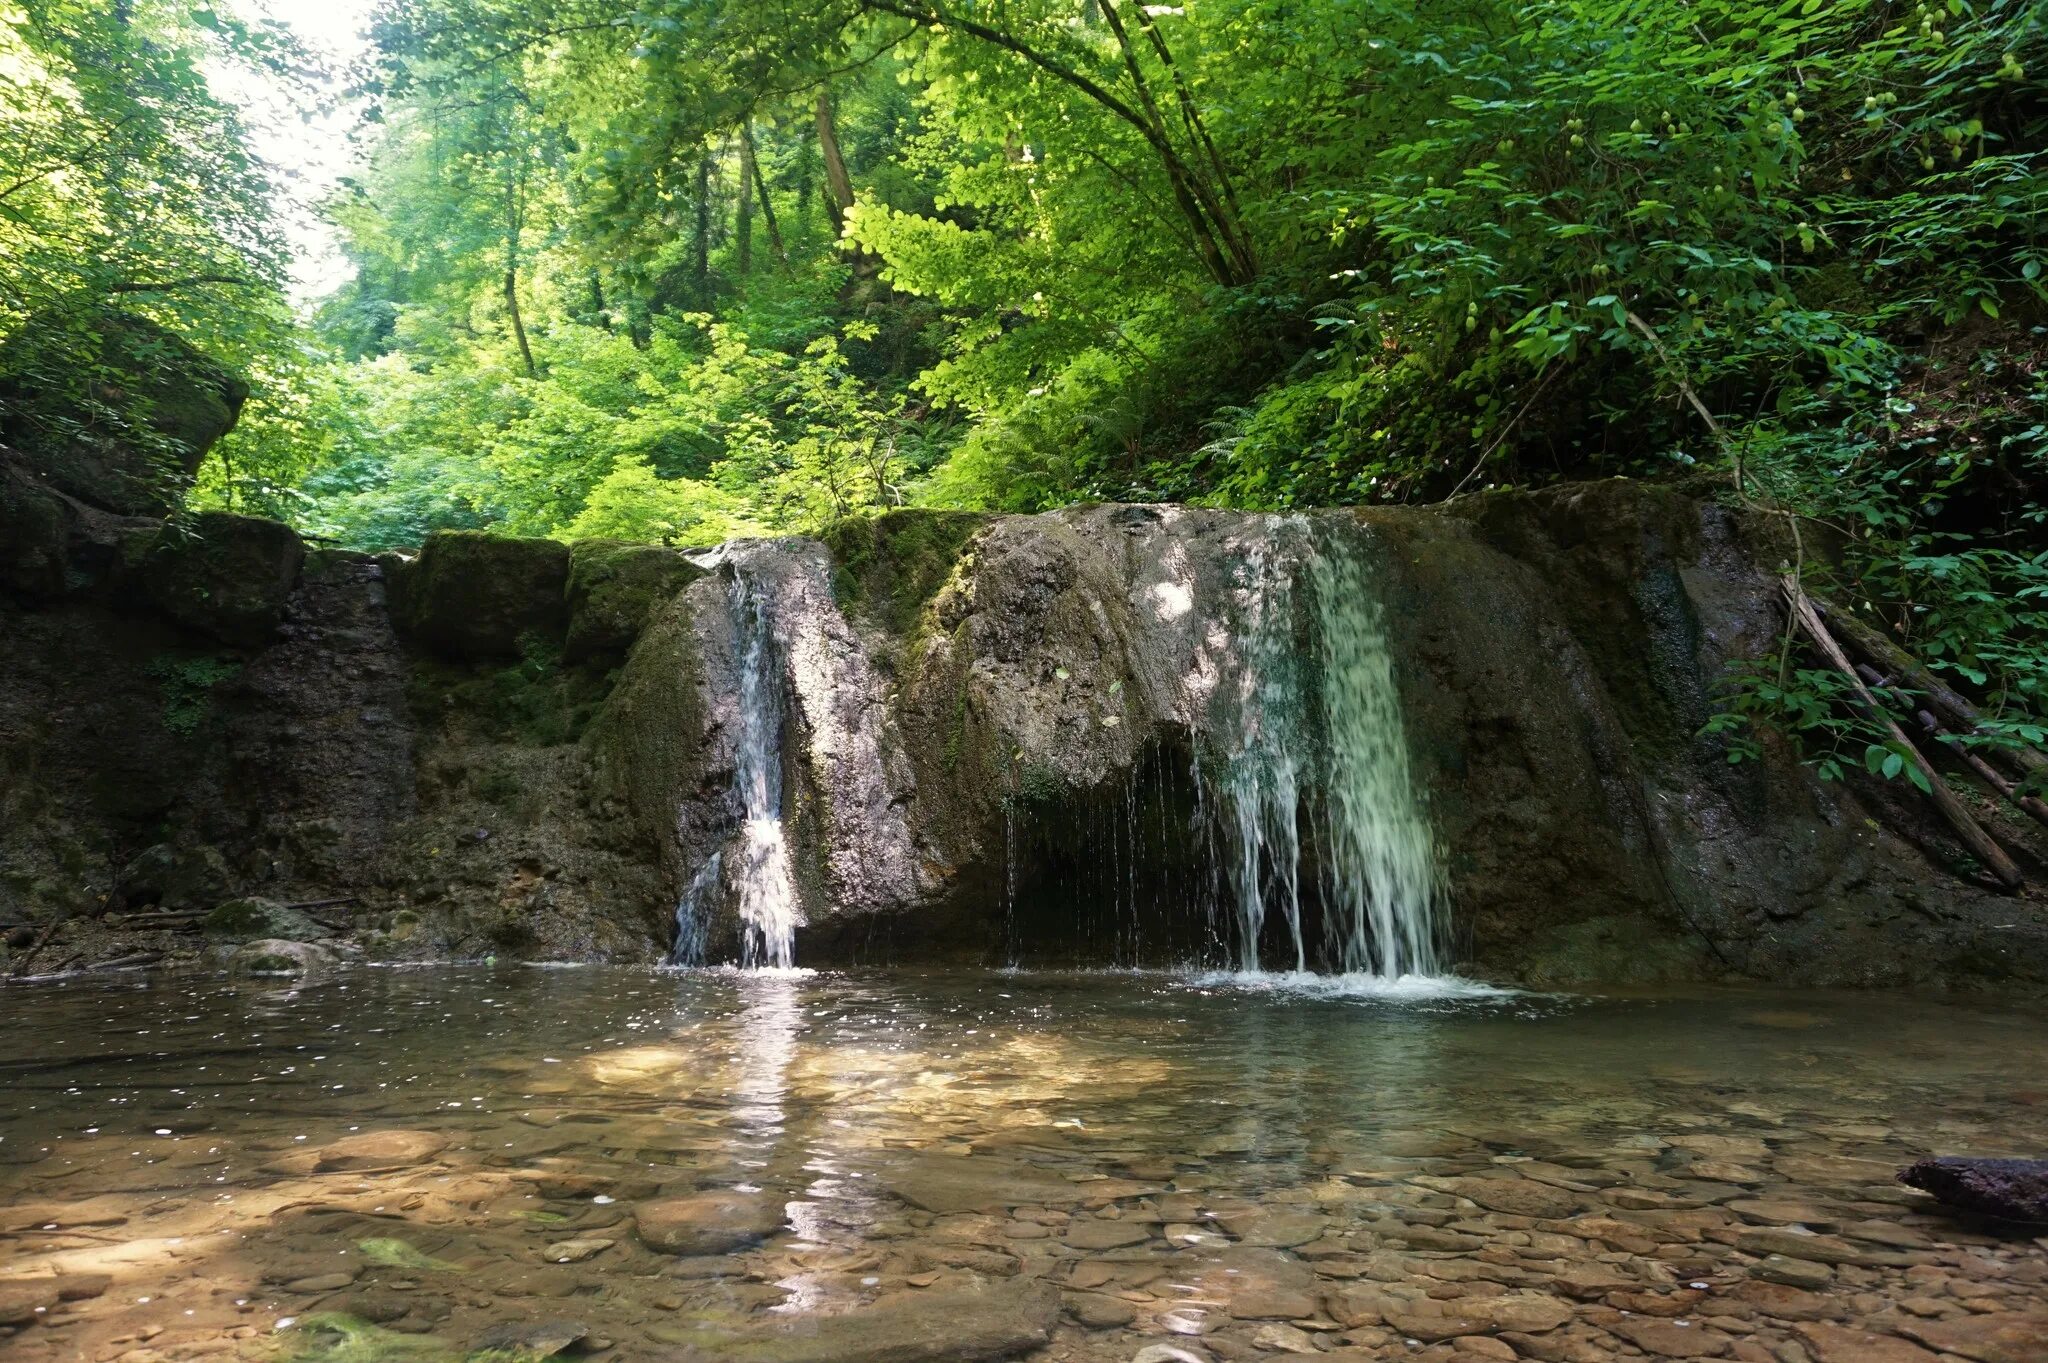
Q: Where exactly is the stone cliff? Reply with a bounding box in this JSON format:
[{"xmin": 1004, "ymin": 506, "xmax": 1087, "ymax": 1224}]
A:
[{"xmin": 4, "ymin": 446, "xmax": 2044, "ymax": 987}]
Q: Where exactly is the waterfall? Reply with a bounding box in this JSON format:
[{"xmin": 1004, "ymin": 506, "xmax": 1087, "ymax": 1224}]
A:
[
  {"xmin": 673, "ymin": 557, "xmax": 803, "ymax": 970},
  {"xmin": 1205, "ymin": 519, "xmax": 1441, "ymax": 977},
  {"xmin": 1310, "ymin": 538, "xmax": 1441, "ymax": 977}
]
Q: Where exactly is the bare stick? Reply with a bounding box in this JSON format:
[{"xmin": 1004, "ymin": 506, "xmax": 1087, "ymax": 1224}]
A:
[{"xmin": 1783, "ymin": 575, "xmax": 2022, "ymax": 891}]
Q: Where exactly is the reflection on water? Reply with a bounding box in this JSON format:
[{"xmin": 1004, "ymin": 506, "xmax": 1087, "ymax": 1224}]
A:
[{"xmin": 0, "ymin": 967, "xmax": 2044, "ymax": 1363}]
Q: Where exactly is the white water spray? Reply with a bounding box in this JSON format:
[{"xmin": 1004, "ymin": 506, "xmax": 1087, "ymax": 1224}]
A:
[{"xmin": 1205, "ymin": 519, "xmax": 1441, "ymax": 978}]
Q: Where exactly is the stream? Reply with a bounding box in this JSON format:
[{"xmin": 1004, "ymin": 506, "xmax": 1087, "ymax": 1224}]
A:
[{"xmin": 2, "ymin": 966, "xmax": 2044, "ymax": 1362}]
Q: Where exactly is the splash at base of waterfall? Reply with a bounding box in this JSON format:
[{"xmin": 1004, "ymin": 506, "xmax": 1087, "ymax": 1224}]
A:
[{"xmin": 1180, "ymin": 969, "xmax": 1514, "ymax": 1001}]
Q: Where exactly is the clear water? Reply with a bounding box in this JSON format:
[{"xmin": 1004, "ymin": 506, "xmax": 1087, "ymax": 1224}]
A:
[{"xmin": 2, "ymin": 967, "xmax": 2044, "ymax": 1363}]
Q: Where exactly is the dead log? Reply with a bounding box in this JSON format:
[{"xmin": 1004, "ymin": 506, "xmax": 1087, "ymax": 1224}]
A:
[{"xmin": 1783, "ymin": 576, "xmax": 2023, "ymax": 892}]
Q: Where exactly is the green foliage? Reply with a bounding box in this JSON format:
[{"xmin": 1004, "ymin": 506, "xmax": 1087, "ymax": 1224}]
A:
[{"xmin": 145, "ymin": 654, "xmax": 241, "ymax": 736}]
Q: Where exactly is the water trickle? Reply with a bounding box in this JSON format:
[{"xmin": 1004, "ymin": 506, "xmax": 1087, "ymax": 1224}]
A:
[
  {"xmin": 1204, "ymin": 519, "xmax": 1440, "ymax": 977},
  {"xmin": 673, "ymin": 558, "xmax": 802, "ymax": 970}
]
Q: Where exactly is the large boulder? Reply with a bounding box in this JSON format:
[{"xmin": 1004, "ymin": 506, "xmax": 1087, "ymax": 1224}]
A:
[
  {"xmin": 1899, "ymin": 1157, "xmax": 2048, "ymax": 1222},
  {"xmin": 389, "ymin": 530, "xmax": 570, "ymax": 660},
  {"xmin": 563, "ymin": 540, "xmax": 698, "ymax": 662},
  {"xmin": 0, "ymin": 310, "xmax": 249, "ymax": 516},
  {"xmin": 143, "ymin": 512, "xmax": 306, "ymax": 646},
  {"xmin": 0, "ymin": 450, "xmax": 158, "ymax": 599}
]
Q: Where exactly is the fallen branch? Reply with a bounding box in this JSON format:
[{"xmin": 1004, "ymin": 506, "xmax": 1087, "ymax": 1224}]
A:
[
  {"xmin": 1818, "ymin": 598, "xmax": 2048, "ymax": 791},
  {"xmin": 8, "ymin": 920, "xmax": 61, "ymax": 977},
  {"xmin": 1858, "ymin": 664, "xmax": 2048, "ymax": 836},
  {"xmin": 1784, "ymin": 575, "xmax": 2023, "ymax": 892}
]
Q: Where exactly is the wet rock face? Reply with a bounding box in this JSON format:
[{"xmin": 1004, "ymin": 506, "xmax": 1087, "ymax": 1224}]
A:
[{"xmin": 4, "ymin": 477, "xmax": 2046, "ymax": 982}]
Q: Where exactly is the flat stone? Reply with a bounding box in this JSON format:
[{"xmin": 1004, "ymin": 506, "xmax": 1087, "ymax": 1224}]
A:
[
  {"xmin": 1383, "ymin": 1292, "xmax": 1574, "ymax": 1340},
  {"xmin": 1225, "ymin": 1288, "xmax": 1319, "ymax": 1321},
  {"xmin": 651, "ymin": 1276, "xmax": 1057, "ymax": 1362},
  {"xmin": 542, "ymin": 1238, "xmax": 613, "ymax": 1263},
  {"xmin": 1064, "ymin": 1292, "xmax": 1137, "ymax": 1328},
  {"xmin": 1734, "ymin": 1227, "xmax": 1873, "ymax": 1265},
  {"xmin": 889, "ymin": 1155, "xmax": 1079, "ymax": 1215},
  {"xmin": 1445, "ymin": 1178, "xmax": 1581, "ymax": 1219},
  {"xmin": 636, "ymin": 1190, "xmax": 785, "ymax": 1255},
  {"xmin": 1794, "ymin": 1322, "xmax": 1942, "ymax": 1363},
  {"xmin": 1064, "ymin": 1217, "xmax": 1152, "ymax": 1250},
  {"xmin": 1727, "ymin": 1199, "xmax": 1839, "ymax": 1230},
  {"xmin": 1893, "ymin": 1313, "xmax": 2048, "ymax": 1363},
  {"xmin": 314, "ymin": 1129, "xmax": 449, "ymax": 1172},
  {"xmin": 54, "ymin": 1274, "xmax": 111, "ymax": 1301},
  {"xmin": 1131, "ymin": 1347, "xmax": 1211, "ymax": 1363},
  {"xmin": 1605, "ymin": 1317, "xmax": 1730, "ymax": 1357},
  {"xmin": 1724, "ymin": 1280, "xmax": 1843, "ymax": 1321},
  {"xmin": 0, "ymin": 1282, "xmax": 56, "ymax": 1326},
  {"xmin": 284, "ymin": 1272, "xmax": 360, "ymax": 1293},
  {"xmin": 1249, "ymin": 1323, "xmax": 1319, "ymax": 1354},
  {"xmin": 1750, "ymin": 1254, "xmax": 1833, "ymax": 1288},
  {"xmin": 474, "ymin": 1320, "xmax": 589, "ymax": 1358}
]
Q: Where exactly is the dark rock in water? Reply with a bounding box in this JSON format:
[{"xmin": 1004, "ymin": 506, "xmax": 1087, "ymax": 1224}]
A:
[
  {"xmin": 143, "ymin": 512, "xmax": 307, "ymax": 646},
  {"xmin": 563, "ymin": 539, "xmax": 698, "ymax": 662},
  {"xmin": 1898, "ymin": 1157, "xmax": 2048, "ymax": 1223},
  {"xmin": 388, "ymin": 530, "xmax": 571, "ymax": 660},
  {"xmin": 0, "ymin": 309, "xmax": 248, "ymax": 517}
]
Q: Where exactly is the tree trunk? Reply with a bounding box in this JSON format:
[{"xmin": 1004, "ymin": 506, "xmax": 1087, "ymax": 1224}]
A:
[
  {"xmin": 693, "ymin": 154, "xmax": 714, "ymax": 303},
  {"xmin": 504, "ymin": 266, "xmax": 536, "ymax": 378},
  {"xmin": 742, "ymin": 125, "xmax": 788, "ymax": 268},
  {"xmin": 735, "ymin": 145, "xmax": 754, "ymax": 277},
  {"xmin": 816, "ymin": 92, "xmax": 856, "ymax": 235}
]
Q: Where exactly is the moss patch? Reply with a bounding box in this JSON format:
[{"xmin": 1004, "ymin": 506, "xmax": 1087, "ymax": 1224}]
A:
[
  {"xmin": 824, "ymin": 509, "xmax": 988, "ymax": 639},
  {"xmin": 563, "ymin": 539, "xmax": 699, "ymax": 662}
]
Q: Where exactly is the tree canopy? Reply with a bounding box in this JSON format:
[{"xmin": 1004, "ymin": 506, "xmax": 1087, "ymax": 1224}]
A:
[{"xmin": 3, "ymin": 0, "xmax": 2046, "ymax": 784}]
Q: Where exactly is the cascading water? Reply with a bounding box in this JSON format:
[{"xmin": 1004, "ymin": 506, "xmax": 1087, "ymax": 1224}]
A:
[
  {"xmin": 1204, "ymin": 519, "xmax": 1441, "ymax": 978},
  {"xmin": 1309, "ymin": 537, "xmax": 1440, "ymax": 977},
  {"xmin": 673, "ymin": 558, "xmax": 802, "ymax": 971}
]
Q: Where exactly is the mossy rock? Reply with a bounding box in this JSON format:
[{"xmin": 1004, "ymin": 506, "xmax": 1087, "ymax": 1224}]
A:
[
  {"xmin": 227, "ymin": 938, "xmax": 334, "ymax": 976},
  {"xmin": 563, "ymin": 540, "xmax": 700, "ymax": 663},
  {"xmin": 388, "ymin": 530, "xmax": 570, "ymax": 660},
  {"xmin": 0, "ymin": 460, "xmax": 71, "ymax": 597},
  {"xmin": 0, "ymin": 309, "xmax": 249, "ymax": 517},
  {"xmin": 143, "ymin": 512, "xmax": 306, "ymax": 646},
  {"xmin": 204, "ymin": 897, "xmax": 329, "ymax": 944},
  {"xmin": 824, "ymin": 509, "xmax": 989, "ymax": 638}
]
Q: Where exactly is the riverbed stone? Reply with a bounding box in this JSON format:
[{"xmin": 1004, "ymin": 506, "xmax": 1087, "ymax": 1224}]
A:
[
  {"xmin": 1382, "ymin": 1292, "xmax": 1574, "ymax": 1340},
  {"xmin": 634, "ymin": 1190, "xmax": 785, "ymax": 1255},
  {"xmin": 890, "ymin": 1155, "xmax": 1080, "ymax": 1215},
  {"xmin": 1065, "ymin": 1216, "xmax": 1153, "ymax": 1250},
  {"xmin": 650, "ymin": 1275, "xmax": 1057, "ymax": 1362},
  {"xmin": 1446, "ymin": 1179, "xmax": 1581, "ymax": 1219},
  {"xmin": 541, "ymin": 1238, "xmax": 613, "ymax": 1263},
  {"xmin": 1792, "ymin": 1322, "xmax": 1941, "ymax": 1363},
  {"xmin": 474, "ymin": 1319, "xmax": 589, "ymax": 1358},
  {"xmin": 1893, "ymin": 1313, "xmax": 2048, "ymax": 1363},
  {"xmin": 314, "ymin": 1129, "xmax": 448, "ymax": 1172},
  {"xmin": 1065, "ymin": 1292, "xmax": 1137, "ymax": 1327}
]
